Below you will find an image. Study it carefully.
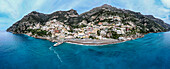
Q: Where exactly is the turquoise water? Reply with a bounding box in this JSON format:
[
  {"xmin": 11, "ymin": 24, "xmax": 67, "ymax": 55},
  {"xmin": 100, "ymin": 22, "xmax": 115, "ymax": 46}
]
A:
[{"xmin": 0, "ymin": 31, "xmax": 170, "ymax": 69}]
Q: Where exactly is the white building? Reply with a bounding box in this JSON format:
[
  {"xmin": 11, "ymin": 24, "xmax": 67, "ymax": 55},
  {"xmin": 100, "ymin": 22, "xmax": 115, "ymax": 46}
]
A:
[
  {"xmin": 100, "ymin": 31, "xmax": 106, "ymax": 36},
  {"xmin": 118, "ymin": 37, "xmax": 126, "ymax": 41},
  {"xmin": 117, "ymin": 30, "xmax": 121, "ymax": 34}
]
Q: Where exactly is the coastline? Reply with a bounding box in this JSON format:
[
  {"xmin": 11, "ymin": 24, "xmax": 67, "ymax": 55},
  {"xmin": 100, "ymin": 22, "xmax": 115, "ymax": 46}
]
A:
[
  {"xmin": 64, "ymin": 35, "xmax": 144, "ymax": 46},
  {"xmin": 65, "ymin": 40, "xmax": 126, "ymax": 46},
  {"xmin": 25, "ymin": 33, "xmax": 144, "ymax": 46}
]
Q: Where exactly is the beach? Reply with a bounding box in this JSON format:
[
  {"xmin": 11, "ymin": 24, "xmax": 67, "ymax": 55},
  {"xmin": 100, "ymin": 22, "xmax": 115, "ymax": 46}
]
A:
[
  {"xmin": 25, "ymin": 33, "xmax": 144, "ymax": 46},
  {"xmin": 54, "ymin": 35, "xmax": 144, "ymax": 46},
  {"xmin": 65, "ymin": 39, "xmax": 123, "ymax": 46}
]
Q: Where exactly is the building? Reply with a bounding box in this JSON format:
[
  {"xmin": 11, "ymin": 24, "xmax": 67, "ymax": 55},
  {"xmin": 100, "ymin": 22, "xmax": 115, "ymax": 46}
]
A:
[
  {"xmin": 117, "ymin": 30, "xmax": 121, "ymax": 34},
  {"xmin": 100, "ymin": 30, "xmax": 106, "ymax": 36},
  {"xmin": 78, "ymin": 33, "xmax": 85, "ymax": 38},
  {"xmin": 98, "ymin": 22, "xmax": 103, "ymax": 25}
]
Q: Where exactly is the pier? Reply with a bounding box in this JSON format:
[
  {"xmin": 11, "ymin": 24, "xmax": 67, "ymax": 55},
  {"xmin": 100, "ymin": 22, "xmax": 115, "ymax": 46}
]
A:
[
  {"xmin": 53, "ymin": 39, "xmax": 65, "ymax": 46},
  {"xmin": 53, "ymin": 42, "xmax": 64, "ymax": 46}
]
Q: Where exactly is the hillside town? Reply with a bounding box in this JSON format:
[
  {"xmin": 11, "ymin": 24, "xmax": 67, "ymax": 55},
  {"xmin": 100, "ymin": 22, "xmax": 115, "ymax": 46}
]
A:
[
  {"xmin": 26, "ymin": 15, "xmax": 143, "ymax": 44},
  {"xmin": 7, "ymin": 4, "xmax": 169, "ymax": 46}
]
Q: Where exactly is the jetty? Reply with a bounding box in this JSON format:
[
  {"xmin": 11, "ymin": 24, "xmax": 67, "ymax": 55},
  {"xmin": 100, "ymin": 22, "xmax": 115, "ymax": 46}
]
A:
[{"xmin": 53, "ymin": 42, "xmax": 64, "ymax": 46}]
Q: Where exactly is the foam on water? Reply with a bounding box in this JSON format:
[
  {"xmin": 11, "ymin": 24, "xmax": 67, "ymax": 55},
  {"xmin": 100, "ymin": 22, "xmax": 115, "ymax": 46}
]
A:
[{"xmin": 49, "ymin": 46, "xmax": 63, "ymax": 62}]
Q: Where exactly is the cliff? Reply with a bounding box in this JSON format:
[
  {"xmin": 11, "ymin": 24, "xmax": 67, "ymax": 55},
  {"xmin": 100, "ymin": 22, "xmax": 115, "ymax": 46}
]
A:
[{"xmin": 7, "ymin": 4, "xmax": 170, "ymax": 37}]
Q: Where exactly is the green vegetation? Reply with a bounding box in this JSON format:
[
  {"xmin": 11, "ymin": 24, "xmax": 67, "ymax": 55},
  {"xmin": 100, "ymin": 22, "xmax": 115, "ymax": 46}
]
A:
[
  {"xmin": 71, "ymin": 25, "xmax": 79, "ymax": 28},
  {"xmin": 79, "ymin": 24, "xmax": 87, "ymax": 28},
  {"xmin": 27, "ymin": 29, "xmax": 51, "ymax": 36},
  {"xmin": 97, "ymin": 30, "xmax": 101, "ymax": 36},
  {"xmin": 89, "ymin": 36, "xmax": 97, "ymax": 39},
  {"xmin": 111, "ymin": 31, "xmax": 120, "ymax": 39},
  {"xmin": 68, "ymin": 30, "xmax": 73, "ymax": 32}
]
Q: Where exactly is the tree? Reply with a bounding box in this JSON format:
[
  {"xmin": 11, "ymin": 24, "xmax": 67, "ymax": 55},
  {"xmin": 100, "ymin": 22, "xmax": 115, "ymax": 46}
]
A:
[{"xmin": 97, "ymin": 30, "xmax": 101, "ymax": 36}]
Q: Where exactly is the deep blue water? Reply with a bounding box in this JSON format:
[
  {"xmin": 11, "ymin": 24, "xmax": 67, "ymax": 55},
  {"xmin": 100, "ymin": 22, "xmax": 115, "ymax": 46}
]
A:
[{"xmin": 0, "ymin": 31, "xmax": 170, "ymax": 69}]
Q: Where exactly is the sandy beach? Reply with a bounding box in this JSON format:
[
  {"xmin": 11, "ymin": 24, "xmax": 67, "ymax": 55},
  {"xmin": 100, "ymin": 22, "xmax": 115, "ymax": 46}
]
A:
[
  {"xmin": 25, "ymin": 33, "xmax": 144, "ymax": 46},
  {"xmin": 64, "ymin": 35, "xmax": 144, "ymax": 46},
  {"xmin": 65, "ymin": 39, "xmax": 121, "ymax": 46}
]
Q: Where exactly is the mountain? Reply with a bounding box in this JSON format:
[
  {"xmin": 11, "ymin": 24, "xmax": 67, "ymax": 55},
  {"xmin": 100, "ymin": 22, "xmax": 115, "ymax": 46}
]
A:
[
  {"xmin": 7, "ymin": 4, "xmax": 170, "ymax": 41},
  {"xmin": 79, "ymin": 4, "xmax": 170, "ymax": 32},
  {"xmin": 7, "ymin": 9, "xmax": 82, "ymax": 34}
]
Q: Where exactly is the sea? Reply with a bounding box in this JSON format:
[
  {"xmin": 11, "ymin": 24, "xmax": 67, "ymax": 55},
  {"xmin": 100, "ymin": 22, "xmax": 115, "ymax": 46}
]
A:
[{"xmin": 0, "ymin": 31, "xmax": 170, "ymax": 69}]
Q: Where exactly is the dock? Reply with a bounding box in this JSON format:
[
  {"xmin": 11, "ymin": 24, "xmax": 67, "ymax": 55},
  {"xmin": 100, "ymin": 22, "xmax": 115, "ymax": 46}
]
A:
[{"xmin": 53, "ymin": 42, "xmax": 64, "ymax": 46}]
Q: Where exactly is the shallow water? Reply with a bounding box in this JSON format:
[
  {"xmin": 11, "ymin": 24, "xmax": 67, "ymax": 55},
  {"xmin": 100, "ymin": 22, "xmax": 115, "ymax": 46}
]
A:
[{"xmin": 0, "ymin": 31, "xmax": 170, "ymax": 69}]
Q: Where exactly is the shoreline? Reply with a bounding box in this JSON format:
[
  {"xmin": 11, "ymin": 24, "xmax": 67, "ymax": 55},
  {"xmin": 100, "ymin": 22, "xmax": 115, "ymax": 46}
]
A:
[
  {"xmin": 65, "ymin": 40, "xmax": 126, "ymax": 46},
  {"xmin": 24, "ymin": 33, "xmax": 145, "ymax": 46},
  {"xmin": 64, "ymin": 35, "xmax": 144, "ymax": 46}
]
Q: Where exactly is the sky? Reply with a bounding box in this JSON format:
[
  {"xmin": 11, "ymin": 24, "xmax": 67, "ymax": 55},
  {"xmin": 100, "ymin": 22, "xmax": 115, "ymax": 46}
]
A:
[{"xmin": 0, "ymin": 0, "xmax": 170, "ymax": 31}]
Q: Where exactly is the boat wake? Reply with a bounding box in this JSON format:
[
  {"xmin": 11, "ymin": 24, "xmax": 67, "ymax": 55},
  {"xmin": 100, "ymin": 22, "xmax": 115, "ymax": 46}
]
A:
[
  {"xmin": 49, "ymin": 46, "xmax": 53, "ymax": 50},
  {"xmin": 54, "ymin": 50, "xmax": 63, "ymax": 62},
  {"xmin": 49, "ymin": 46, "xmax": 63, "ymax": 62}
]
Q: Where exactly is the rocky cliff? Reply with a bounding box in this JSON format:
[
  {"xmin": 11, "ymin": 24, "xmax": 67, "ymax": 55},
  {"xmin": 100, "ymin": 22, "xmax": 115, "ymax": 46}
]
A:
[{"xmin": 7, "ymin": 4, "xmax": 170, "ymax": 34}]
